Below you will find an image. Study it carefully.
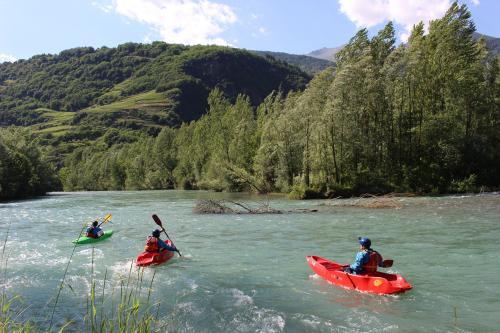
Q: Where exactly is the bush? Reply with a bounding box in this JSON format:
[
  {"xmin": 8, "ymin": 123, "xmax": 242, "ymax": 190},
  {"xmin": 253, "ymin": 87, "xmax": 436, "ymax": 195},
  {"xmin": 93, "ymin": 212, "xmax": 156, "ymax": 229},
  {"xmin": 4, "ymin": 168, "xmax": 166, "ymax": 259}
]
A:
[
  {"xmin": 450, "ymin": 174, "xmax": 478, "ymax": 193},
  {"xmin": 288, "ymin": 184, "xmax": 325, "ymax": 199}
]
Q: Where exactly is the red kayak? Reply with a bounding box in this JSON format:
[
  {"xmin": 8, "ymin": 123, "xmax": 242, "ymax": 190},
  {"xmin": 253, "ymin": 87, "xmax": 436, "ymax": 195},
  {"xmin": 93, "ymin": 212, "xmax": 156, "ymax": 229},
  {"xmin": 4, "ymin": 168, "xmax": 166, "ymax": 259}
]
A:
[
  {"xmin": 136, "ymin": 240, "xmax": 175, "ymax": 267},
  {"xmin": 306, "ymin": 256, "xmax": 412, "ymax": 294}
]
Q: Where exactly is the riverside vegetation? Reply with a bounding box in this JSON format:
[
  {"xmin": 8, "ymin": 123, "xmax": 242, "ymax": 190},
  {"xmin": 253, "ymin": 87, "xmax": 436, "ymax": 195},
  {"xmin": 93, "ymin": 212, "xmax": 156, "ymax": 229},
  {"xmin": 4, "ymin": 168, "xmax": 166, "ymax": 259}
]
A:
[
  {"xmin": 0, "ymin": 2, "xmax": 499, "ymax": 200},
  {"xmin": 0, "ymin": 128, "xmax": 58, "ymax": 200},
  {"xmin": 1, "ymin": 222, "xmax": 170, "ymax": 332}
]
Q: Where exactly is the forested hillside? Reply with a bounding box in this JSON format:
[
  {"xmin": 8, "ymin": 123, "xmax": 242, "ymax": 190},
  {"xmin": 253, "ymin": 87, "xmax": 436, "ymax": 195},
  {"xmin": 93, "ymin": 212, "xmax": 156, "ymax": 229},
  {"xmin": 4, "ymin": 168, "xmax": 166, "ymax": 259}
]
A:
[
  {"xmin": 1, "ymin": 3, "xmax": 498, "ymax": 199},
  {"xmin": 0, "ymin": 44, "xmax": 309, "ymax": 135},
  {"xmin": 59, "ymin": 4, "xmax": 499, "ymax": 196},
  {"xmin": 0, "ymin": 44, "xmax": 311, "ymax": 199}
]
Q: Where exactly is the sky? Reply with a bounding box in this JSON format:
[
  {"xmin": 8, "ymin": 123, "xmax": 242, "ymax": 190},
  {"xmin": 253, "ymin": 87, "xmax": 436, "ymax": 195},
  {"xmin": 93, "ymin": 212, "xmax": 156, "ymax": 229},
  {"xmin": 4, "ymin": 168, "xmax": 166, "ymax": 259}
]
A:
[{"xmin": 0, "ymin": 0, "xmax": 498, "ymax": 62}]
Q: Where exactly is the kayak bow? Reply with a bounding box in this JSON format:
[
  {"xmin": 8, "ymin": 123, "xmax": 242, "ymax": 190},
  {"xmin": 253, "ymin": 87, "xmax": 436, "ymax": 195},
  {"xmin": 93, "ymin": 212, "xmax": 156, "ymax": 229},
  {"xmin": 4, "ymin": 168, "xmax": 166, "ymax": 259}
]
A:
[
  {"xmin": 73, "ymin": 230, "xmax": 114, "ymax": 245},
  {"xmin": 306, "ymin": 255, "xmax": 412, "ymax": 294}
]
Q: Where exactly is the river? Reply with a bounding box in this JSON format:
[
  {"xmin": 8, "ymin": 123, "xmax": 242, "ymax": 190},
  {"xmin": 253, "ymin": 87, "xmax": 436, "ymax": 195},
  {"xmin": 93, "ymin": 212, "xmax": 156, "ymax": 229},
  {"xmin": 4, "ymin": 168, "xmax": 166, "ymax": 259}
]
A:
[{"xmin": 1, "ymin": 191, "xmax": 499, "ymax": 332}]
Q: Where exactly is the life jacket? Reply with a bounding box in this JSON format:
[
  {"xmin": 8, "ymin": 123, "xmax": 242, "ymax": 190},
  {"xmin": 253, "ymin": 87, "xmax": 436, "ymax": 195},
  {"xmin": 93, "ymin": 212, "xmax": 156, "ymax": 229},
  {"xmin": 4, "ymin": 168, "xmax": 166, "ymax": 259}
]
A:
[
  {"xmin": 86, "ymin": 227, "xmax": 97, "ymax": 238},
  {"xmin": 86, "ymin": 227, "xmax": 103, "ymax": 238},
  {"xmin": 362, "ymin": 250, "xmax": 382, "ymax": 273},
  {"xmin": 144, "ymin": 236, "xmax": 160, "ymax": 252}
]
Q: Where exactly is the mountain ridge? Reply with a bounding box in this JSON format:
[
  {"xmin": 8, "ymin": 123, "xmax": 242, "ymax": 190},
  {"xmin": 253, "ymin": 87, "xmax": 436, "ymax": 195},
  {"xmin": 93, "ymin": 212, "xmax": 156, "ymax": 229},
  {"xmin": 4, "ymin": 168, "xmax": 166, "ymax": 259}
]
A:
[
  {"xmin": 307, "ymin": 32, "xmax": 499, "ymax": 62},
  {"xmin": 0, "ymin": 43, "xmax": 310, "ymax": 142}
]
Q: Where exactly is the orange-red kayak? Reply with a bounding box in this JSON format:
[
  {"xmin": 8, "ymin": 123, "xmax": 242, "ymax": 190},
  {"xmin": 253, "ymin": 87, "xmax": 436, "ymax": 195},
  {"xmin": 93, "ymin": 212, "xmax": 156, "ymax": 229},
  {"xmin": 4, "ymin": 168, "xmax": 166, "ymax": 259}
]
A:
[
  {"xmin": 307, "ymin": 255, "xmax": 412, "ymax": 294},
  {"xmin": 136, "ymin": 240, "xmax": 175, "ymax": 267}
]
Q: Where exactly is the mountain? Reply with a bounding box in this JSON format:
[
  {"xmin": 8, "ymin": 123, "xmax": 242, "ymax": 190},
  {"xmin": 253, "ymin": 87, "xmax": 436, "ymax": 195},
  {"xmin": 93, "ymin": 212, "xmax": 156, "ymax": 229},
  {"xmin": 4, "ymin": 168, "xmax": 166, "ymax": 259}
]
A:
[
  {"xmin": 473, "ymin": 32, "xmax": 500, "ymax": 55},
  {"xmin": 307, "ymin": 46, "xmax": 344, "ymax": 62},
  {"xmin": 307, "ymin": 33, "xmax": 499, "ymax": 61},
  {"xmin": 0, "ymin": 43, "xmax": 310, "ymax": 141},
  {"xmin": 253, "ymin": 50, "xmax": 334, "ymax": 74}
]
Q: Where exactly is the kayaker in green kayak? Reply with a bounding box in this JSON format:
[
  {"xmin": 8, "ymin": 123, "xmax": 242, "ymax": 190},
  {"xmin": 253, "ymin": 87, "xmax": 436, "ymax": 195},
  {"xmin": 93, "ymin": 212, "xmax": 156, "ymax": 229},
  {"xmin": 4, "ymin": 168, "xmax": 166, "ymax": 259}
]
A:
[
  {"xmin": 342, "ymin": 237, "xmax": 384, "ymax": 274},
  {"xmin": 86, "ymin": 220, "xmax": 104, "ymax": 239}
]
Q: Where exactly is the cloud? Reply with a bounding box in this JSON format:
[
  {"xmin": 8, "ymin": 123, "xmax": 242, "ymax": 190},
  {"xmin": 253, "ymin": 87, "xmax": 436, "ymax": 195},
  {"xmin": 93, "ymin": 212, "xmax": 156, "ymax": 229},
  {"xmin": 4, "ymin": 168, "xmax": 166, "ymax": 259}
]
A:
[
  {"xmin": 251, "ymin": 27, "xmax": 268, "ymax": 38},
  {"xmin": 92, "ymin": 1, "xmax": 113, "ymax": 13},
  {"xmin": 338, "ymin": 0, "xmax": 455, "ymax": 40},
  {"xmin": 0, "ymin": 53, "xmax": 17, "ymax": 63},
  {"xmin": 470, "ymin": 0, "xmax": 479, "ymax": 5},
  {"xmin": 97, "ymin": 0, "xmax": 237, "ymax": 46}
]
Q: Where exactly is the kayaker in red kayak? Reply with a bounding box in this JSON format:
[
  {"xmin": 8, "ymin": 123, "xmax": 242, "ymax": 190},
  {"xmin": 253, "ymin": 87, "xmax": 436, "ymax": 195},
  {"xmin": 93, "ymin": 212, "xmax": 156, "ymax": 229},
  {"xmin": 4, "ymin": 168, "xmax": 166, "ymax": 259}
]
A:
[
  {"xmin": 86, "ymin": 221, "xmax": 104, "ymax": 239},
  {"xmin": 342, "ymin": 237, "xmax": 384, "ymax": 274},
  {"xmin": 145, "ymin": 229, "xmax": 178, "ymax": 253}
]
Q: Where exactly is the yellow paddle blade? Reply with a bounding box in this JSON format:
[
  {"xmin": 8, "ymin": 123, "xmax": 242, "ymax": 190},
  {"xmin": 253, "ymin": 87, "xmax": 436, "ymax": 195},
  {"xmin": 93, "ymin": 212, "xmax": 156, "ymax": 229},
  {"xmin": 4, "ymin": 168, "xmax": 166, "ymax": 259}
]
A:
[{"xmin": 102, "ymin": 213, "xmax": 112, "ymax": 223}]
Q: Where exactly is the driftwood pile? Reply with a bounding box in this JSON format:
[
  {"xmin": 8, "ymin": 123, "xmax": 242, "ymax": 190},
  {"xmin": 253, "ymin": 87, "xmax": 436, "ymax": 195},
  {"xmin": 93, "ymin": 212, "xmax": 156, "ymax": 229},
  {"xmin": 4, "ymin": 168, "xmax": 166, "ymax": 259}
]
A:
[
  {"xmin": 194, "ymin": 200, "xmax": 283, "ymax": 214},
  {"xmin": 194, "ymin": 200, "xmax": 320, "ymax": 214}
]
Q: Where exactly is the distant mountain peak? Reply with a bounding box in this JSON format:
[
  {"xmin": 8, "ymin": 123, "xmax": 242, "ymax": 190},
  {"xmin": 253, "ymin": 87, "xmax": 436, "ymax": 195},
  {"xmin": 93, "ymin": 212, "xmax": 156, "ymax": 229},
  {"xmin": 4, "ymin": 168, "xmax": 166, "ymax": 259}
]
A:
[
  {"xmin": 307, "ymin": 46, "xmax": 344, "ymax": 62},
  {"xmin": 252, "ymin": 50, "xmax": 334, "ymax": 75},
  {"xmin": 307, "ymin": 32, "xmax": 499, "ymax": 61}
]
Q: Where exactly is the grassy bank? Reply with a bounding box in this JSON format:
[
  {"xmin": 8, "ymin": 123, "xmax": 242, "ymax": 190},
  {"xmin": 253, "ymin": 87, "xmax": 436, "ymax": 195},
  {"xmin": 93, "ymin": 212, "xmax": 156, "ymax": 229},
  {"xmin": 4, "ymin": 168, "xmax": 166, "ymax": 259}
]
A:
[{"xmin": 0, "ymin": 225, "xmax": 169, "ymax": 333}]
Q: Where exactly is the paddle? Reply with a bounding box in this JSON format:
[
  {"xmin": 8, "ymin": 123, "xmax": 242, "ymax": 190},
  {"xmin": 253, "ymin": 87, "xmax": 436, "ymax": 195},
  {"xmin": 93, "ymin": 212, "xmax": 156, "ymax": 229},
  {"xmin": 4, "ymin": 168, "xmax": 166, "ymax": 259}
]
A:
[
  {"xmin": 152, "ymin": 214, "xmax": 182, "ymax": 256},
  {"xmin": 98, "ymin": 213, "xmax": 112, "ymax": 227},
  {"xmin": 383, "ymin": 259, "xmax": 393, "ymax": 268},
  {"xmin": 340, "ymin": 265, "xmax": 358, "ymax": 289}
]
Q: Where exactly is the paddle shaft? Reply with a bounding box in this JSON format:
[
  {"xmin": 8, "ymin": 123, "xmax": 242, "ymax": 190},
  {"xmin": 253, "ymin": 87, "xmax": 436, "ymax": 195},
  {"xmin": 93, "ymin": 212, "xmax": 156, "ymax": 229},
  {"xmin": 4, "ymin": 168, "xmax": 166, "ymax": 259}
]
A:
[
  {"xmin": 342, "ymin": 266, "xmax": 357, "ymax": 289},
  {"xmin": 152, "ymin": 214, "xmax": 181, "ymax": 256},
  {"xmin": 159, "ymin": 226, "xmax": 182, "ymax": 256}
]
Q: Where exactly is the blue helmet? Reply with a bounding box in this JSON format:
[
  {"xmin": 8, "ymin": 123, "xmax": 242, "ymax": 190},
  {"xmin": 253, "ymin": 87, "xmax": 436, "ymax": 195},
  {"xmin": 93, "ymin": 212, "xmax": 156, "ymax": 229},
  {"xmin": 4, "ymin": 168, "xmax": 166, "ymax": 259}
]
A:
[
  {"xmin": 152, "ymin": 229, "xmax": 161, "ymax": 237},
  {"xmin": 358, "ymin": 237, "xmax": 371, "ymax": 248}
]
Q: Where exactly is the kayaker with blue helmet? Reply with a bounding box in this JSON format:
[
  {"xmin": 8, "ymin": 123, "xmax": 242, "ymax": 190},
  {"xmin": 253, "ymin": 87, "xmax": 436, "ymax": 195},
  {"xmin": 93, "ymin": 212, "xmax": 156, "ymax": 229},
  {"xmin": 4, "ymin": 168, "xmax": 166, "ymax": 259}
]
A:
[
  {"xmin": 145, "ymin": 229, "xmax": 178, "ymax": 253},
  {"xmin": 86, "ymin": 221, "xmax": 104, "ymax": 239},
  {"xmin": 343, "ymin": 237, "xmax": 384, "ymax": 274}
]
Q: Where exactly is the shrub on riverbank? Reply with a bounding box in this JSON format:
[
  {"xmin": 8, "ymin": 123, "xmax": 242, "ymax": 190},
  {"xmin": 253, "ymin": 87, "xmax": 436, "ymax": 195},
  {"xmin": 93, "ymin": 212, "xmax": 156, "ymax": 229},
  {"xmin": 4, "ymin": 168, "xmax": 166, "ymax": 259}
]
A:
[{"xmin": 0, "ymin": 128, "xmax": 59, "ymax": 200}]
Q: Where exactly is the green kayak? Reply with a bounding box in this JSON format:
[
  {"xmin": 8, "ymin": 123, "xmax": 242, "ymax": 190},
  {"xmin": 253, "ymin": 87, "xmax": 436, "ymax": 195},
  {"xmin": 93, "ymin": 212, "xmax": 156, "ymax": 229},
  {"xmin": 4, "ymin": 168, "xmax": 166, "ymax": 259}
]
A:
[{"xmin": 73, "ymin": 230, "xmax": 114, "ymax": 244}]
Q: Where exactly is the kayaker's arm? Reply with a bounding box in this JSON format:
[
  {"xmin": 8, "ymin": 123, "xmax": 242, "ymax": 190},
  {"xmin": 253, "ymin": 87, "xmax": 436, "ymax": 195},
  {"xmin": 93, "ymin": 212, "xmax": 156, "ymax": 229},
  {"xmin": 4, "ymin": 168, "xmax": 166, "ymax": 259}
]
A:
[
  {"xmin": 158, "ymin": 239, "xmax": 177, "ymax": 252},
  {"xmin": 350, "ymin": 251, "xmax": 369, "ymax": 273}
]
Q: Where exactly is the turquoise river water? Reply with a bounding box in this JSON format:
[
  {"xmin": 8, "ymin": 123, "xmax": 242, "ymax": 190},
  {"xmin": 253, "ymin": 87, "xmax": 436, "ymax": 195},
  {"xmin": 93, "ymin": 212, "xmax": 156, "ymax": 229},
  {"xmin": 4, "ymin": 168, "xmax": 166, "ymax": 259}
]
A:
[{"xmin": 1, "ymin": 191, "xmax": 499, "ymax": 332}]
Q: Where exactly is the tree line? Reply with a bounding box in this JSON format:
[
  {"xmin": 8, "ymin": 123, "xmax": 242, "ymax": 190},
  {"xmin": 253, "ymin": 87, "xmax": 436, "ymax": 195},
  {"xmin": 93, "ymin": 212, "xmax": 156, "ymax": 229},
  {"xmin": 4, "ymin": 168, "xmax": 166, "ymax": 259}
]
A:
[
  {"xmin": 0, "ymin": 128, "xmax": 58, "ymax": 200},
  {"xmin": 59, "ymin": 3, "xmax": 499, "ymax": 197},
  {"xmin": 5, "ymin": 3, "xmax": 499, "ymax": 198}
]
